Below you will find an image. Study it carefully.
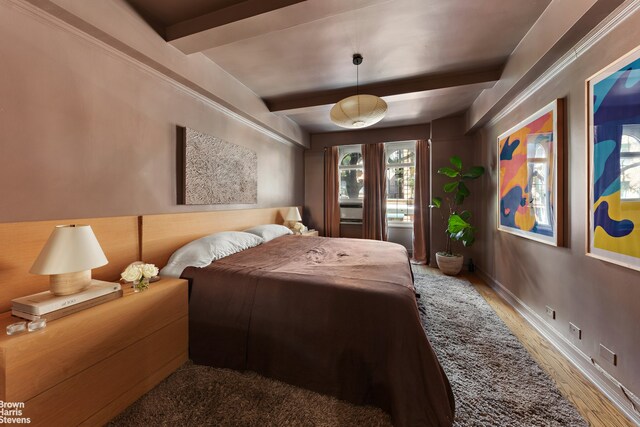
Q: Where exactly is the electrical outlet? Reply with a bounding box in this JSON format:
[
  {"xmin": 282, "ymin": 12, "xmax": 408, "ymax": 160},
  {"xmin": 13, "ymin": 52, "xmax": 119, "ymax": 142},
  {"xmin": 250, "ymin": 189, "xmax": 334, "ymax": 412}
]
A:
[
  {"xmin": 569, "ymin": 322, "xmax": 582, "ymax": 339},
  {"xmin": 599, "ymin": 344, "xmax": 617, "ymax": 366},
  {"xmin": 545, "ymin": 306, "xmax": 556, "ymax": 320}
]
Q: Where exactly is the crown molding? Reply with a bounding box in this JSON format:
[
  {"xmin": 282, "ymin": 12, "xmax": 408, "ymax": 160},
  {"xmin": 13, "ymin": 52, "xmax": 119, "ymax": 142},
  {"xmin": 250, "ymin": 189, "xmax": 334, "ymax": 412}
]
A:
[
  {"xmin": 487, "ymin": 0, "xmax": 640, "ymax": 128},
  {"xmin": 5, "ymin": 0, "xmax": 305, "ymax": 148}
]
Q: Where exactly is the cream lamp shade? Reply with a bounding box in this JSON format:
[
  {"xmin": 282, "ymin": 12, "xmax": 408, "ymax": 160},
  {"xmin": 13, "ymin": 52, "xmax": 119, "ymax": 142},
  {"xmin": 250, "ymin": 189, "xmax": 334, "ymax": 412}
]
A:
[
  {"xmin": 30, "ymin": 224, "xmax": 108, "ymax": 296},
  {"xmin": 330, "ymin": 53, "xmax": 388, "ymax": 129},
  {"xmin": 330, "ymin": 94, "xmax": 388, "ymax": 129},
  {"xmin": 285, "ymin": 207, "xmax": 302, "ymax": 222}
]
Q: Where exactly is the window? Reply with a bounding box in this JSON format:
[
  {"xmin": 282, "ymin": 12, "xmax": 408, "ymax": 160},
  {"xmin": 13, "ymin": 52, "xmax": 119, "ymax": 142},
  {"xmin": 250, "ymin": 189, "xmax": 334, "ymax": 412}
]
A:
[
  {"xmin": 338, "ymin": 145, "xmax": 364, "ymax": 202},
  {"xmin": 337, "ymin": 142, "xmax": 417, "ymax": 225},
  {"xmin": 621, "ymin": 125, "xmax": 640, "ymax": 201},
  {"xmin": 338, "ymin": 145, "xmax": 364, "ymax": 222},
  {"xmin": 385, "ymin": 141, "xmax": 416, "ymax": 225}
]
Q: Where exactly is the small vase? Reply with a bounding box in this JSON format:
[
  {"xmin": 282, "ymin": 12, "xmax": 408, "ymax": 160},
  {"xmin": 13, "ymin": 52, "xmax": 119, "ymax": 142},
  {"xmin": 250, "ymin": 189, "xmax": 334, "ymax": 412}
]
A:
[{"xmin": 133, "ymin": 277, "xmax": 150, "ymax": 292}]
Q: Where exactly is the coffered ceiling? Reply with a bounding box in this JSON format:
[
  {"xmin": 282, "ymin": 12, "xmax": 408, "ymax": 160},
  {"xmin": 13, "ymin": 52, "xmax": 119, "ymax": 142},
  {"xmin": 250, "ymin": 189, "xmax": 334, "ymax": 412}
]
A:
[{"xmin": 126, "ymin": 0, "xmax": 552, "ymax": 133}]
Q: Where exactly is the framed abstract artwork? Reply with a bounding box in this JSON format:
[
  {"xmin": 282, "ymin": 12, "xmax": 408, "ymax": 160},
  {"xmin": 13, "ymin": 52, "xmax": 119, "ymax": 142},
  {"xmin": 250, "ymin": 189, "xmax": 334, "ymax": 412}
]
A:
[
  {"xmin": 497, "ymin": 99, "xmax": 564, "ymax": 246},
  {"xmin": 177, "ymin": 126, "xmax": 257, "ymax": 205},
  {"xmin": 587, "ymin": 47, "xmax": 640, "ymax": 271}
]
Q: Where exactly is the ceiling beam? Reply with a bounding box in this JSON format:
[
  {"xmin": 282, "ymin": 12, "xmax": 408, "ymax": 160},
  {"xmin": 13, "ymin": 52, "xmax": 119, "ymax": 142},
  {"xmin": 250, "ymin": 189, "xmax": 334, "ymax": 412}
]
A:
[
  {"xmin": 167, "ymin": 0, "xmax": 392, "ymax": 54},
  {"xmin": 165, "ymin": 0, "xmax": 305, "ymax": 42},
  {"xmin": 265, "ymin": 66, "xmax": 503, "ymax": 114}
]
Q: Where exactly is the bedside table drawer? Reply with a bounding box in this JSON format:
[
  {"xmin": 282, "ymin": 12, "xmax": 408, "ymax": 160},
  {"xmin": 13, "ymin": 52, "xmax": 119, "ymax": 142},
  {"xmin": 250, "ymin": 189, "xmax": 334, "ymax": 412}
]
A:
[
  {"xmin": 29, "ymin": 318, "xmax": 187, "ymax": 427},
  {"xmin": 0, "ymin": 278, "xmax": 188, "ymax": 426}
]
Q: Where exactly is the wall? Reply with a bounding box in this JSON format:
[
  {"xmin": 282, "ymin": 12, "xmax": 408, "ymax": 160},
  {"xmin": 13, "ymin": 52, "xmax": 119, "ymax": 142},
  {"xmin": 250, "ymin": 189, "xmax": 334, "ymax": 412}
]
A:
[
  {"xmin": 0, "ymin": 0, "xmax": 304, "ymax": 222},
  {"xmin": 430, "ymin": 115, "xmax": 479, "ymax": 265},
  {"xmin": 387, "ymin": 226, "xmax": 413, "ymax": 253},
  {"xmin": 473, "ymin": 7, "xmax": 640, "ymax": 402},
  {"xmin": 466, "ymin": 0, "xmax": 625, "ymax": 131},
  {"xmin": 26, "ymin": 0, "xmax": 308, "ymax": 147}
]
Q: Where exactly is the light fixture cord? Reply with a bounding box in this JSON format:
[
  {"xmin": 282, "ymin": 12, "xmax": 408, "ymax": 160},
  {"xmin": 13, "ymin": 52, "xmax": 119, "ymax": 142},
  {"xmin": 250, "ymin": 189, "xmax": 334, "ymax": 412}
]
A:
[
  {"xmin": 356, "ymin": 61, "xmax": 360, "ymax": 117},
  {"xmin": 356, "ymin": 62, "xmax": 359, "ymax": 96}
]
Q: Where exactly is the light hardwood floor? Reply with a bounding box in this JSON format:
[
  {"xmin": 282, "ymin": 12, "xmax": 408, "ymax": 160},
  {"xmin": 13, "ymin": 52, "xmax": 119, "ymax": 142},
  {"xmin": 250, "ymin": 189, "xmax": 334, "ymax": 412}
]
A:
[{"xmin": 414, "ymin": 265, "xmax": 634, "ymax": 427}]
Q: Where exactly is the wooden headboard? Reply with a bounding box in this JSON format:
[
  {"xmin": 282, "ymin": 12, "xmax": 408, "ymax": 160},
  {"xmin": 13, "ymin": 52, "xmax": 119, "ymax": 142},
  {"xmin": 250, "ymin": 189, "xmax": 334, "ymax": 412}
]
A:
[
  {"xmin": 141, "ymin": 207, "xmax": 298, "ymax": 268},
  {"xmin": 0, "ymin": 216, "xmax": 139, "ymax": 313},
  {"xmin": 0, "ymin": 207, "xmax": 299, "ymax": 312}
]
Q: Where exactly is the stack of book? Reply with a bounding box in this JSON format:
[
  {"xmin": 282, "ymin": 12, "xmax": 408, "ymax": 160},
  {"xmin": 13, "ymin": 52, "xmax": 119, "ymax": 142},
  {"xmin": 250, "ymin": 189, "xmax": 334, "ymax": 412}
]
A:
[{"xmin": 11, "ymin": 280, "xmax": 123, "ymax": 321}]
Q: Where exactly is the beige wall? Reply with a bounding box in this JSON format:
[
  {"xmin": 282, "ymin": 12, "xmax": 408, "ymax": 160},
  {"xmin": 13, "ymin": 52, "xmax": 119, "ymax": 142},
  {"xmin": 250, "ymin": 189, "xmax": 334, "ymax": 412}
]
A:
[
  {"xmin": 31, "ymin": 0, "xmax": 308, "ymax": 148},
  {"xmin": 430, "ymin": 116, "xmax": 479, "ymax": 265},
  {"xmin": 473, "ymin": 10, "xmax": 640, "ymax": 398},
  {"xmin": 304, "ymin": 148, "xmax": 325, "ymax": 233},
  {"xmin": 0, "ymin": 0, "xmax": 304, "ymax": 223}
]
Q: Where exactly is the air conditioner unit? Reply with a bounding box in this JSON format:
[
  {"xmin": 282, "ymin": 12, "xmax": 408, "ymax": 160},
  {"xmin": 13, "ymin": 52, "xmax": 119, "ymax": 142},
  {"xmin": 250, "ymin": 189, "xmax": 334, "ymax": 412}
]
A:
[{"xmin": 339, "ymin": 202, "xmax": 363, "ymax": 223}]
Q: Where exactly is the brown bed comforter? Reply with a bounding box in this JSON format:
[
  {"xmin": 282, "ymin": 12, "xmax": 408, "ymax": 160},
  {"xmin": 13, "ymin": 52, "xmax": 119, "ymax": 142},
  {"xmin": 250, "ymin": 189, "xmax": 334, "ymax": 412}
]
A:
[{"xmin": 182, "ymin": 235, "xmax": 454, "ymax": 426}]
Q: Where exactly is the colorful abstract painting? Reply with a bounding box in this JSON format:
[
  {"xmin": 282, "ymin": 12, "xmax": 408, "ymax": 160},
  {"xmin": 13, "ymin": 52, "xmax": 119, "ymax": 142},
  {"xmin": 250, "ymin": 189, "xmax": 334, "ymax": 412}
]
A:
[
  {"xmin": 588, "ymin": 48, "xmax": 640, "ymax": 270},
  {"xmin": 497, "ymin": 100, "xmax": 563, "ymax": 245}
]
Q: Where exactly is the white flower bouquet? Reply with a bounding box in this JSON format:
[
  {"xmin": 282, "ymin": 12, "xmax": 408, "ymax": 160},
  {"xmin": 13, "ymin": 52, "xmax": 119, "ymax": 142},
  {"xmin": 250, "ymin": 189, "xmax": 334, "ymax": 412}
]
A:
[
  {"xmin": 292, "ymin": 222, "xmax": 307, "ymax": 234},
  {"xmin": 121, "ymin": 262, "xmax": 159, "ymax": 292}
]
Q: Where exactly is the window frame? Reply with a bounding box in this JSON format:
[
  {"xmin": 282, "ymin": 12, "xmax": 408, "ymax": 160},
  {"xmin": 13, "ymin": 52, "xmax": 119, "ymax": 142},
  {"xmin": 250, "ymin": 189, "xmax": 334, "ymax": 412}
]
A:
[
  {"xmin": 338, "ymin": 145, "xmax": 364, "ymax": 204},
  {"xmin": 385, "ymin": 141, "xmax": 416, "ymax": 228}
]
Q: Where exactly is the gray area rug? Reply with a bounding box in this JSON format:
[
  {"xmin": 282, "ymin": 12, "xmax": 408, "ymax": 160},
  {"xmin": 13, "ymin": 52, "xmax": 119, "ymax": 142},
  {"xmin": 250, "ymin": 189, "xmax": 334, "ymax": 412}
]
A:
[
  {"xmin": 413, "ymin": 269, "xmax": 586, "ymax": 427},
  {"xmin": 109, "ymin": 269, "xmax": 586, "ymax": 426}
]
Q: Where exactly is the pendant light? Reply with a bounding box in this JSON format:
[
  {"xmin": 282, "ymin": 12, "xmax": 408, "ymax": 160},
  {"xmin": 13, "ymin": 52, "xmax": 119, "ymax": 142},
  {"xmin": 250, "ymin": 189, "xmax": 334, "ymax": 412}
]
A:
[{"xmin": 330, "ymin": 53, "xmax": 388, "ymax": 129}]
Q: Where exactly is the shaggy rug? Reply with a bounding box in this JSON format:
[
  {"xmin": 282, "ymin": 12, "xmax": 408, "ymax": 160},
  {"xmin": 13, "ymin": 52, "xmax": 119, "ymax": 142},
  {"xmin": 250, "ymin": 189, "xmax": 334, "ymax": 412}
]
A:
[
  {"xmin": 109, "ymin": 269, "xmax": 586, "ymax": 426},
  {"xmin": 412, "ymin": 269, "xmax": 586, "ymax": 427}
]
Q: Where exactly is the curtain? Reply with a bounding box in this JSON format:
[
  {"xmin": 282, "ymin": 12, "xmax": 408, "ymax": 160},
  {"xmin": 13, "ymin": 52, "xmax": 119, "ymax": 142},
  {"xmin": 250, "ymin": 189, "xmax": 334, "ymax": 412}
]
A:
[
  {"xmin": 412, "ymin": 139, "xmax": 430, "ymax": 264},
  {"xmin": 323, "ymin": 146, "xmax": 341, "ymax": 237},
  {"xmin": 362, "ymin": 143, "xmax": 387, "ymax": 241}
]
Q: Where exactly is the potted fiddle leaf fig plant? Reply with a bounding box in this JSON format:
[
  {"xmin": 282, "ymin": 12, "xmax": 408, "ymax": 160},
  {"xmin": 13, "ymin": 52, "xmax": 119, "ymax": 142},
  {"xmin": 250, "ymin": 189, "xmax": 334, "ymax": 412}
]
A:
[{"xmin": 430, "ymin": 156, "xmax": 485, "ymax": 275}]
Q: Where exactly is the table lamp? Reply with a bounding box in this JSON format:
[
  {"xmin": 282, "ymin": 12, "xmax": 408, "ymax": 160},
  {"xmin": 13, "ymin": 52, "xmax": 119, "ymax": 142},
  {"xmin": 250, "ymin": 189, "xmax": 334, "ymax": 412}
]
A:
[
  {"xmin": 30, "ymin": 224, "xmax": 108, "ymax": 295},
  {"xmin": 285, "ymin": 207, "xmax": 302, "ymax": 229}
]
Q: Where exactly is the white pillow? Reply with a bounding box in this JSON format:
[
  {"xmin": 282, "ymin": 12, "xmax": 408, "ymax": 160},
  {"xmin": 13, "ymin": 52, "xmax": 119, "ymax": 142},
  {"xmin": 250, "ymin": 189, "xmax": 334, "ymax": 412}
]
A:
[
  {"xmin": 243, "ymin": 224, "xmax": 293, "ymax": 242},
  {"xmin": 160, "ymin": 231, "xmax": 264, "ymax": 277}
]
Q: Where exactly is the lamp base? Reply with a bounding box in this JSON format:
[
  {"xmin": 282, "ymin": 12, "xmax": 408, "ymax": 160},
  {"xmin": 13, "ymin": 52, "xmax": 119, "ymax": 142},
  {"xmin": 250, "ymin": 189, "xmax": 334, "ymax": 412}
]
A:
[{"xmin": 50, "ymin": 270, "xmax": 92, "ymax": 296}]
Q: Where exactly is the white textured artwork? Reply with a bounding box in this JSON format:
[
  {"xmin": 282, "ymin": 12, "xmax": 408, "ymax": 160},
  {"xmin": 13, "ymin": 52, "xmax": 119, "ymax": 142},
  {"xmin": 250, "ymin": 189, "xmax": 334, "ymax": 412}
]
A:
[{"xmin": 179, "ymin": 127, "xmax": 257, "ymax": 205}]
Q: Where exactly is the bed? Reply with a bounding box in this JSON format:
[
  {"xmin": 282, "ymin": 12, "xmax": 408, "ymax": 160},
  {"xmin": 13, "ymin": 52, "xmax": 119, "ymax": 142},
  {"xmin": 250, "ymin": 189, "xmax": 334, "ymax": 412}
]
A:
[{"xmin": 180, "ymin": 234, "xmax": 454, "ymax": 427}]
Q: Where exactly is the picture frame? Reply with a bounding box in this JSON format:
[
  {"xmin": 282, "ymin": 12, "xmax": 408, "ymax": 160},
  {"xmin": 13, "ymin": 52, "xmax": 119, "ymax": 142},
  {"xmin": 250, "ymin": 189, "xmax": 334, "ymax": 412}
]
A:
[
  {"xmin": 587, "ymin": 47, "xmax": 640, "ymax": 271},
  {"xmin": 176, "ymin": 126, "xmax": 257, "ymax": 205},
  {"xmin": 497, "ymin": 99, "xmax": 564, "ymax": 246}
]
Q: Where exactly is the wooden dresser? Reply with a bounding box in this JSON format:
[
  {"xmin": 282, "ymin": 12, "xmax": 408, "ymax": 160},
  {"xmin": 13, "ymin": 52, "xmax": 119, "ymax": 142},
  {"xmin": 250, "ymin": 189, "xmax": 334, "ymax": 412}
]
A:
[{"xmin": 0, "ymin": 277, "xmax": 188, "ymax": 426}]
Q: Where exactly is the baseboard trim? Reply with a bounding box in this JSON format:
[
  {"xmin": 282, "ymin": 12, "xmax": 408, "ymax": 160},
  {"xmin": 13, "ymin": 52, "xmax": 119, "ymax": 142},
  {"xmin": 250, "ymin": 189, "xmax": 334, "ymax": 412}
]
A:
[{"xmin": 475, "ymin": 268, "xmax": 640, "ymax": 426}]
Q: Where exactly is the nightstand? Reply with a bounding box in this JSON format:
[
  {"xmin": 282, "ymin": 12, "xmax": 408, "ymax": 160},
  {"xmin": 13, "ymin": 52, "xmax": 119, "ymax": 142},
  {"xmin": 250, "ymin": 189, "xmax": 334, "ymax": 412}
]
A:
[
  {"xmin": 0, "ymin": 277, "xmax": 188, "ymax": 426},
  {"xmin": 300, "ymin": 229, "xmax": 319, "ymax": 236}
]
